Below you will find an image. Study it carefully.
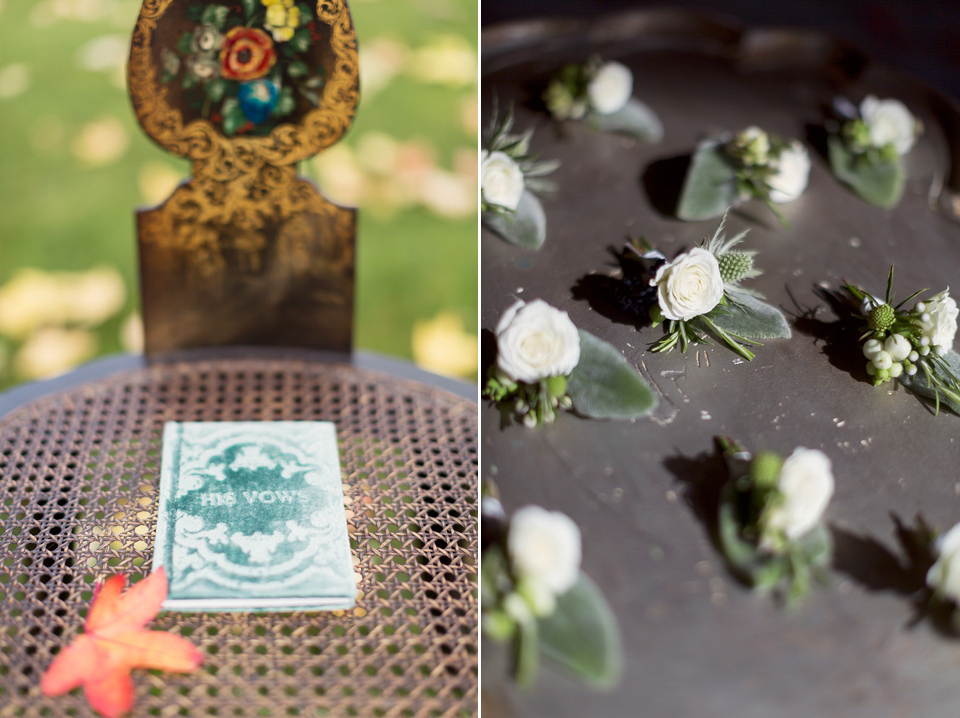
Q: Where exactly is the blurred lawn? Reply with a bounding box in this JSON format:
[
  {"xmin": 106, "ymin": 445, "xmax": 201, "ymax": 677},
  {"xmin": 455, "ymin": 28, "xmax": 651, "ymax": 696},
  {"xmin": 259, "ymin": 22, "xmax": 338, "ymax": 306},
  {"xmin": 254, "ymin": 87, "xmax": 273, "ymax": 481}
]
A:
[{"xmin": 0, "ymin": 0, "xmax": 478, "ymax": 390}]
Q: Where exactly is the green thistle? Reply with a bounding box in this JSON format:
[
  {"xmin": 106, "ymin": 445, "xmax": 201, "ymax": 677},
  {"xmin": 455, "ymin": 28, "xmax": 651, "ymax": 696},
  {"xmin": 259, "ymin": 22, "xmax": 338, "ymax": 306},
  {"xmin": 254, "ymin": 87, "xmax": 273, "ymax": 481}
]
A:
[
  {"xmin": 717, "ymin": 251, "xmax": 755, "ymax": 285},
  {"xmin": 868, "ymin": 303, "xmax": 896, "ymax": 332}
]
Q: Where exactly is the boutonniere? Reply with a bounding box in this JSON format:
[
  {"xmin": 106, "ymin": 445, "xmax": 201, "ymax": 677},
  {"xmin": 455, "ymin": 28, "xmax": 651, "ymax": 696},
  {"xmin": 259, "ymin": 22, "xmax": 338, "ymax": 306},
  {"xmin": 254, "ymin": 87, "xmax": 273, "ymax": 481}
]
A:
[
  {"xmin": 715, "ymin": 437, "xmax": 835, "ymax": 604},
  {"xmin": 481, "ymin": 105, "xmax": 560, "ymax": 250},
  {"xmin": 844, "ymin": 268, "xmax": 960, "ymax": 414},
  {"xmin": 543, "ymin": 57, "xmax": 663, "ymax": 142},
  {"xmin": 633, "ymin": 214, "xmax": 790, "ymax": 360},
  {"xmin": 482, "ymin": 489, "xmax": 621, "ymax": 688},
  {"xmin": 827, "ymin": 96, "xmax": 922, "ymax": 208},
  {"xmin": 677, "ymin": 126, "xmax": 811, "ymax": 226},
  {"xmin": 483, "ymin": 299, "xmax": 657, "ymax": 426}
]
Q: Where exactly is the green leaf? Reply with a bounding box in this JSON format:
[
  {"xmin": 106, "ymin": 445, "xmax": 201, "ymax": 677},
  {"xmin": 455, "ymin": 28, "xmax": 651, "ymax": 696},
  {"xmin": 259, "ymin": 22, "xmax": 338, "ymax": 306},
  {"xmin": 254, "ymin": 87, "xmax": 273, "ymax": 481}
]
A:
[
  {"xmin": 797, "ymin": 522, "xmax": 833, "ymax": 568},
  {"xmin": 899, "ymin": 349, "xmax": 960, "ymax": 415},
  {"xmin": 712, "ymin": 288, "xmax": 791, "ymax": 339},
  {"xmin": 588, "ymin": 99, "xmax": 663, "ymax": 142},
  {"xmin": 291, "ymin": 28, "xmax": 312, "ymax": 53},
  {"xmin": 201, "ymin": 5, "xmax": 230, "ymax": 29},
  {"xmin": 717, "ymin": 484, "xmax": 759, "ymax": 577},
  {"xmin": 512, "ymin": 610, "xmax": 539, "ymax": 688},
  {"xmin": 296, "ymin": 3, "xmax": 313, "ymax": 18},
  {"xmin": 828, "ymin": 135, "xmax": 904, "ymax": 208},
  {"xmin": 567, "ymin": 330, "xmax": 657, "ymax": 420},
  {"xmin": 287, "ymin": 61, "xmax": 309, "ymax": 78},
  {"xmin": 176, "ymin": 32, "xmax": 193, "ymax": 57},
  {"xmin": 676, "ymin": 141, "xmax": 739, "ymax": 221},
  {"xmin": 539, "ymin": 573, "xmax": 621, "ymax": 689},
  {"xmin": 240, "ymin": 0, "xmax": 258, "ymax": 20},
  {"xmin": 206, "ymin": 79, "xmax": 227, "ymax": 104},
  {"xmin": 221, "ymin": 98, "xmax": 245, "ymax": 136},
  {"xmin": 482, "ymin": 189, "xmax": 546, "ymax": 250},
  {"xmin": 272, "ymin": 87, "xmax": 296, "ymax": 118}
]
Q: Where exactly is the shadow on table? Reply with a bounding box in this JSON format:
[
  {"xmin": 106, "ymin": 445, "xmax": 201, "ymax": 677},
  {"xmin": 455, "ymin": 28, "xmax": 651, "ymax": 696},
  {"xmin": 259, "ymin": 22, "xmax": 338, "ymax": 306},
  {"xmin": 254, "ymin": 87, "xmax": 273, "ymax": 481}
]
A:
[
  {"xmin": 641, "ymin": 153, "xmax": 690, "ymax": 218},
  {"xmin": 663, "ymin": 446, "xmax": 728, "ymax": 548},
  {"xmin": 829, "ymin": 512, "xmax": 960, "ymax": 635},
  {"xmin": 571, "ymin": 247, "xmax": 655, "ymax": 329},
  {"xmin": 788, "ymin": 284, "xmax": 867, "ymax": 381},
  {"xmin": 830, "ymin": 517, "xmax": 928, "ymax": 596}
]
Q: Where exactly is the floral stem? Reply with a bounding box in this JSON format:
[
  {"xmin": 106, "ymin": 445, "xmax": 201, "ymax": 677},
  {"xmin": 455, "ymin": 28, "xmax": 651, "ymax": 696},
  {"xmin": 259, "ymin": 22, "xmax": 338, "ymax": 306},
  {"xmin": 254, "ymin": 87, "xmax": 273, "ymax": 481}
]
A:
[{"xmin": 699, "ymin": 315, "xmax": 756, "ymax": 361}]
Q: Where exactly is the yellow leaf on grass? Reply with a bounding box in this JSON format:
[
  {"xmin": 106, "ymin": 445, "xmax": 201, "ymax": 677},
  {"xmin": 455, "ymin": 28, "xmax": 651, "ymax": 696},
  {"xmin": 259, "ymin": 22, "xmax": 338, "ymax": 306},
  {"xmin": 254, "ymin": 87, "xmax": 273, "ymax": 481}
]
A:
[{"xmin": 412, "ymin": 312, "xmax": 478, "ymax": 378}]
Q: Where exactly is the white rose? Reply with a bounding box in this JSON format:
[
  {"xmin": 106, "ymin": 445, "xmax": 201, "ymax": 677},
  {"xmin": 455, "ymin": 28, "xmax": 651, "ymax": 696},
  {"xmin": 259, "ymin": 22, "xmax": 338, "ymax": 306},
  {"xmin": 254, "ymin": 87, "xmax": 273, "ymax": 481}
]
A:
[
  {"xmin": 495, "ymin": 299, "xmax": 581, "ymax": 383},
  {"xmin": 860, "ymin": 95, "xmax": 917, "ymax": 155},
  {"xmin": 481, "ymin": 150, "xmax": 524, "ymax": 211},
  {"xmin": 767, "ymin": 140, "xmax": 811, "ymax": 203},
  {"xmin": 917, "ymin": 291, "xmax": 959, "ymax": 351},
  {"xmin": 765, "ymin": 448, "xmax": 834, "ymax": 540},
  {"xmin": 586, "ymin": 61, "xmax": 633, "ymax": 115},
  {"xmin": 508, "ymin": 505, "xmax": 581, "ymax": 598},
  {"xmin": 650, "ymin": 247, "xmax": 724, "ymax": 321},
  {"xmin": 927, "ymin": 522, "xmax": 960, "ymax": 602}
]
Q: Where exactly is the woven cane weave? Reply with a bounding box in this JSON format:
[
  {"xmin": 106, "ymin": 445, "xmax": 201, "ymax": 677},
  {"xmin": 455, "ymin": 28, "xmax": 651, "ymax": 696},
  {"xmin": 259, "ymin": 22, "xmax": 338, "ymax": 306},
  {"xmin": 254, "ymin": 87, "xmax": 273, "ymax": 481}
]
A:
[{"xmin": 0, "ymin": 357, "xmax": 478, "ymax": 717}]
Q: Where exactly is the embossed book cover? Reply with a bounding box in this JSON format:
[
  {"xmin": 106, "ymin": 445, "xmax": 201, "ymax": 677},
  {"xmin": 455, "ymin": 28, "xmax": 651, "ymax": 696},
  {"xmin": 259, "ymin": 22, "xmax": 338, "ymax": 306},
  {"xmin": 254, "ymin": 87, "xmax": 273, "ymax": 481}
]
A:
[{"xmin": 152, "ymin": 421, "xmax": 355, "ymax": 611}]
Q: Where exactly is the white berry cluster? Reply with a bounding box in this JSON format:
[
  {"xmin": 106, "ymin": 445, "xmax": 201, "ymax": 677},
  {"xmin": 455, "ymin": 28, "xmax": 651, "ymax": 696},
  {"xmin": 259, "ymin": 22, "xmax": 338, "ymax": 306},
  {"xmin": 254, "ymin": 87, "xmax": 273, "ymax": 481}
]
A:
[
  {"xmin": 861, "ymin": 293, "xmax": 958, "ymax": 386},
  {"xmin": 862, "ymin": 333, "xmax": 917, "ymax": 382}
]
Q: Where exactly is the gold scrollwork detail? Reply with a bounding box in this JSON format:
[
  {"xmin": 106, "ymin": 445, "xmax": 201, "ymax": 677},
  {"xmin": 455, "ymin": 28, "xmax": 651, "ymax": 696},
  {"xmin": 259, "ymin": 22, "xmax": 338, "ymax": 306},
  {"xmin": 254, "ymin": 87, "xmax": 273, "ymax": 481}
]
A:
[{"xmin": 129, "ymin": 0, "xmax": 359, "ymax": 239}]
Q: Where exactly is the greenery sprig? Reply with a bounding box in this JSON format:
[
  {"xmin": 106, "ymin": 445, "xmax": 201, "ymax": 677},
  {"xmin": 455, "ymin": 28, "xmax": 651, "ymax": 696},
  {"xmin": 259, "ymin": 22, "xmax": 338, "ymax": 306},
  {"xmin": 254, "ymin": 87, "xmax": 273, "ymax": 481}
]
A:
[
  {"xmin": 844, "ymin": 267, "xmax": 960, "ymax": 415},
  {"xmin": 481, "ymin": 103, "xmax": 559, "ymax": 249},
  {"xmin": 482, "ymin": 104, "xmax": 559, "ymax": 215}
]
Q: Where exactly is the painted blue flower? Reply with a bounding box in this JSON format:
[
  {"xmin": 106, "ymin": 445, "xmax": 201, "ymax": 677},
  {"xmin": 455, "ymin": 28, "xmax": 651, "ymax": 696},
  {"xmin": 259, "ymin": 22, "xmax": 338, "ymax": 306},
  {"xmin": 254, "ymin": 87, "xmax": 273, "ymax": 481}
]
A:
[{"xmin": 237, "ymin": 80, "xmax": 279, "ymax": 124}]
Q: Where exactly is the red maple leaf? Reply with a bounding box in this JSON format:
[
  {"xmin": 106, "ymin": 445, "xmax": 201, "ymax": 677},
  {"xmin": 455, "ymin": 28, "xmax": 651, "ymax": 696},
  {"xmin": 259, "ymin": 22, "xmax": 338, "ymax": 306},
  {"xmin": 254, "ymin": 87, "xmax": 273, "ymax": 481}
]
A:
[{"xmin": 41, "ymin": 567, "xmax": 203, "ymax": 718}]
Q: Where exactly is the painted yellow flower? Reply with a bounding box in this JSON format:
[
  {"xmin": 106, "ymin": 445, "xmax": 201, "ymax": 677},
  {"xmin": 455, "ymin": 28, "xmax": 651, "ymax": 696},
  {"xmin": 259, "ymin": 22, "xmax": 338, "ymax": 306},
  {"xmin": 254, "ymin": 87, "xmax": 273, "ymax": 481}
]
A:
[{"xmin": 261, "ymin": 0, "xmax": 300, "ymax": 43}]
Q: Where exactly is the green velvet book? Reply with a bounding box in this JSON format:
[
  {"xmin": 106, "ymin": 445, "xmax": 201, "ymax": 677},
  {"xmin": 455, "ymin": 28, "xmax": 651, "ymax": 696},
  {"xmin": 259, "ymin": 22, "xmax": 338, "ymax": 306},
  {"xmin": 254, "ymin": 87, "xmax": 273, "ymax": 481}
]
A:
[{"xmin": 152, "ymin": 421, "xmax": 356, "ymax": 611}]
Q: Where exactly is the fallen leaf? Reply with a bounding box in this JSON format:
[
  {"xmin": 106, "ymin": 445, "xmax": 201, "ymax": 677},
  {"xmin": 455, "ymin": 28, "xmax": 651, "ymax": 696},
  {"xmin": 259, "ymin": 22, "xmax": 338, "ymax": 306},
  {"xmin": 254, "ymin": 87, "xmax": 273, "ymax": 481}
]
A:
[{"xmin": 42, "ymin": 568, "xmax": 203, "ymax": 718}]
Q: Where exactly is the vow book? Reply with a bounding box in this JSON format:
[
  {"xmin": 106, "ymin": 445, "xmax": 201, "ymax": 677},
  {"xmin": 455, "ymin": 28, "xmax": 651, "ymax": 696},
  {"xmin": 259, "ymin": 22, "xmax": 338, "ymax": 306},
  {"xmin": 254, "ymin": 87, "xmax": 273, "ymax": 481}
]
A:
[{"xmin": 152, "ymin": 421, "xmax": 356, "ymax": 611}]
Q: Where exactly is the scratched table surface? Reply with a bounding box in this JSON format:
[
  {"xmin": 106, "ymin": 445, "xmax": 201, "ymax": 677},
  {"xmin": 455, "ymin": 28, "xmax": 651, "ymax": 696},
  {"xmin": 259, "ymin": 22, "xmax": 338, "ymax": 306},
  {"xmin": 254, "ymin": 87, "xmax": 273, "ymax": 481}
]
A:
[
  {"xmin": 482, "ymin": 9, "xmax": 960, "ymax": 718},
  {"xmin": 0, "ymin": 352, "xmax": 478, "ymax": 717}
]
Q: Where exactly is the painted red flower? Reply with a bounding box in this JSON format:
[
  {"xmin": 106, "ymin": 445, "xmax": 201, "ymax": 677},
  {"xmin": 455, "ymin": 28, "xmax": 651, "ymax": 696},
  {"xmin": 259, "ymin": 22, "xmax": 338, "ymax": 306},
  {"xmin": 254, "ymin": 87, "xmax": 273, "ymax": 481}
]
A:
[{"xmin": 219, "ymin": 27, "xmax": 277, "ymax": 81}]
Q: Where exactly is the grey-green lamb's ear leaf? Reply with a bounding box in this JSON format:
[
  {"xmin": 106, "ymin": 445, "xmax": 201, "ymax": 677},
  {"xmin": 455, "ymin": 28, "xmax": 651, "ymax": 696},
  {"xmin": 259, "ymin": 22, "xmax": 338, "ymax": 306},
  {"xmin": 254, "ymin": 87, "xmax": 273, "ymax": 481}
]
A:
[
  {"xmin": 827, "ymin": 135, "xmax": 905, "ymax": 208},
  {"xmin": 676, "ymin": 141, "xmax": 739, "ymax": 221},
  {"xmin": 797, "ymin": 522, "xmax": 833, "ymax": 568},
  {"xmin": 482, "ymin": 189, "xmax": 547, "ymax": 250},
  {"xmin": 539, "ymin": 573, "xmax": 622, "ymax": 689},
  {"xmin": 567, "ymin": 330, "xmax": 657, "ymax": 419},
  {"xmin": 899, "ymin": 349, "xmax": 960, "ymax": 415},
  {"xmin": 713, "ymin": 288, "xmax": 791, "ymax": 339},
  {"xmin": 589, "ymin": 99, "xmax": 663, "ymax": 143}
]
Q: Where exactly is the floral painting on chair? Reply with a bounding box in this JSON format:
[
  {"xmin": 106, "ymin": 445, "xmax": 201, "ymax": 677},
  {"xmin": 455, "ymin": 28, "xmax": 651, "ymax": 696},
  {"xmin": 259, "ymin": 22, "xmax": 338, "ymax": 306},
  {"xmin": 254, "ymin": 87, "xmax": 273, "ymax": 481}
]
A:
[{"xmin": 159, "ymin": 0, "xmax": 328, "ymax": 136}]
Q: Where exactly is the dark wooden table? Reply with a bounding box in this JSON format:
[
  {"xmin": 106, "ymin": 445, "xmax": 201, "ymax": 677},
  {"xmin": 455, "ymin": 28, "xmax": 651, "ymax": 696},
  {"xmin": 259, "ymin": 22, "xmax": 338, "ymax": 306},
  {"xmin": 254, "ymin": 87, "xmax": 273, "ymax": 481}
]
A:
[
  {"xmin": 482, "ymin": 9, "xmax": 960, "ymax": 718},
  {"xmin": 0, "ymin": 349, "xmax": 478, "ymax": 717}
]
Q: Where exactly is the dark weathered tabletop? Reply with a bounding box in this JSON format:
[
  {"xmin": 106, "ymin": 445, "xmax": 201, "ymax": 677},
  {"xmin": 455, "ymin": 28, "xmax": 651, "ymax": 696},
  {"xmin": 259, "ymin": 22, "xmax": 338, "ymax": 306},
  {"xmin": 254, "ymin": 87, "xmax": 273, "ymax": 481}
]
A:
[
  {"xmin": 0, "ymin": 354, "xmax": 478, "ymax": 717},
  {"xmin": 483, "ymin": 10, "xmax": 960, "ymax": 718}
]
